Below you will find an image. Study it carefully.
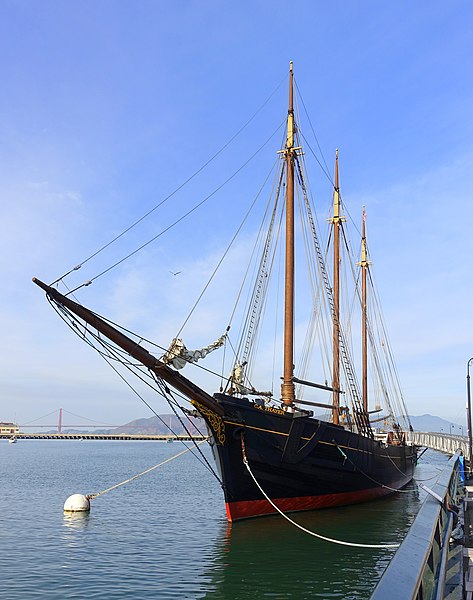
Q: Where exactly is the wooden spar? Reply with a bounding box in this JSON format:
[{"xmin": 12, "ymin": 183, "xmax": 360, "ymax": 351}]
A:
[
  {"xmin": 330, "ymin": 150, "xmax": 343, "ymax": 424},
  {"xmin": 292, "ymin": 398, "xmax": 340, "ymax": 410},
  {"xmin": 358, "ymin": 208, "xmax": 369, "ymax": 413},
  {"xmin": 292, "ymin": 375, "xmax": 341, "ymax": 393},
  {"xmin": 281, "ymin": 61, "xmax": 296, "ymax": 407},
  {"xmin": 32, "ymin": 277, "xmax": 224, "ymax": 416}
]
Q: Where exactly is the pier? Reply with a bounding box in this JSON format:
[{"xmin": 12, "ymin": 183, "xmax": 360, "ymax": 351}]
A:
[
  {"xmin": 5, "ymin": 417, "xmax": 473, "ymax": 597},
  {"xmin": 1, "ymin": 432, "xmax": 206, "ymax": 441},
  {"xmin": 3, "ymin": 429, "xmax": 469, "ymax": 449},
  {"xmin": 369, "ymin": 433, "xmax": 473, "ymax": 600},
  {"xmin": 4, "ymin": 408, "xmax": 205, "ymax": 441},
  {"xmin": 411, "ymin": 431, "xmax": 470, "ymax": 457},
  {"xmin": 3, "ymin": 428, "xmax": 468, "ymax": 448},
  {"xmin": 371, "ymin": 450, "xmax": 463, "ymax": 599}
]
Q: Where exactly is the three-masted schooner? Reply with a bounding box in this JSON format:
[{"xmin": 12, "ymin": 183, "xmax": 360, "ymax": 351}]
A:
[{"xmin": 34, "ymin": 63, "xmax": 417, "ymax": 521}]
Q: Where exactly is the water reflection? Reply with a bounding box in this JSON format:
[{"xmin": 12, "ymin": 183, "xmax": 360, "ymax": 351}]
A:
[
  {"xmin": 63, "ymin": 511, "xmax": 91, "ymax": 531},
  {"xmin": 203, "ymin": 489, "xmax": 423, "ymax": 600}
]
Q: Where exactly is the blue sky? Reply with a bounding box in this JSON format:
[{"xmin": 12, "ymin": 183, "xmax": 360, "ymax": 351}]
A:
[{"xmin": 1, "ymin": 1, "xmax": 472, "ymax": 428}]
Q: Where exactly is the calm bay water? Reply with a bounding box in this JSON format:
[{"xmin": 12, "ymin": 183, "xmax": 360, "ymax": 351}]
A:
[{"xmin": 1, "ymin": 441, "xmax": 448, "ymax": 599}]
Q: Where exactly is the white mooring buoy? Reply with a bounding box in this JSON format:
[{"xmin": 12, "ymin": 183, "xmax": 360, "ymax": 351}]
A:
[{"xmin": 63, "ymin": 494, "xmax": 90, "ymax": 513}]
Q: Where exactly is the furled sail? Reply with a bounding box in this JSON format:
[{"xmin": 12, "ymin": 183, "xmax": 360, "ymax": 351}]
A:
[
  {"xmin": 228, "ymin": 361, "xmax": 250, "ymax": 394},
  {"xmin": 162, "ymin": 334, "xmax": 227, "ymax": 369},
  {"xmin": 228, "ymin": 361, "xmax": 272, "ymax": 397}
]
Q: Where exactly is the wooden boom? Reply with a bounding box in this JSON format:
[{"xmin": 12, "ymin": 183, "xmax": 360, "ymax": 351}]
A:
[{"xmin": 32, "ymin": 278, "xmax": 224, "ymax": 416}]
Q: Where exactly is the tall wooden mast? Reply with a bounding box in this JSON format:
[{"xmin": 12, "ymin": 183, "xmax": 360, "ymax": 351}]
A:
[
  {"xmin": 330, "ymin": 150, "xmax": 345, "ymax": 423},
  {"xmin": 358, "ymin": 208, "xmax": 370, "ymax": 413},
  {"xmin": 281, "ymin": 61, "xmax": 296, "ymax": 407}
]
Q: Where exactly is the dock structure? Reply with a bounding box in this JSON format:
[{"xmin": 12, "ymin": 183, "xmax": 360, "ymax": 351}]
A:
[
  {"xmin": 463, "ymin": 486, "xmax": 473, "ymax": 599},
  {"xmin": 5, "ymin": 426, "xmax": 473, "ymax": 597},
  {"xmin": 371, "ymin": 451, "xmax": 464, "ymax": 600},
  {"xmin": 411, "ymin": 431, "xmax": 469, "ymax": 457},
  {"xmin": 0, "ymin": 433, "xmax": 207, "ymax": 441},
  {"xmin": 4, "ymin": 429, "xmax": 465, "ymax": 448}
]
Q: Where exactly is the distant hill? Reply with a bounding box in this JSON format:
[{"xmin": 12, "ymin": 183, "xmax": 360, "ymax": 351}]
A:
[
  {"xmin": 112, "ymin": 413, "xmax": 464, "ymax": 435},
  {"xmin": 111, "ymin": 414, "xmax": 204, "ymax": 435},
  {"xmin": 113, "ymin": 413, "xmax": 465, "ymax": 435},
  {"xmin": 409, "ymin": 414, "xmax": 464, "ymax": 434},
  {"xmin": 54, "ymin": 412, "xmax": 463, "ymax": 436}
]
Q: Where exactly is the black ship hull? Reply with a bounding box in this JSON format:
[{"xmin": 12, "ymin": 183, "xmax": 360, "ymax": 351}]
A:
[
  {"xmin": 31, "ymin": 280, "xmax": 418, "ymax": 523},
  {"xmin": 197, "ymin": 394, "xmax": 417, "ymax": 521}
]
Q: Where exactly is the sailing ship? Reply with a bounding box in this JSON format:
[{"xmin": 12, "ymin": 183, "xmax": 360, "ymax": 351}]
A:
[{"xmin": 33, "ymin": 63, "xmax": 417, "ymax": 521}]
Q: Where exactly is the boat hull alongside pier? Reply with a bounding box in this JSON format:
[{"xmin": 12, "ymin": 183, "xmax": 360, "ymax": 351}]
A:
[
  {"xmin": 207, "ymin": 394, "xmax": 416, "ymax": 521},
  {"xmin": 32, "ymin": 63, "xmax": 418, "ymax": 525}
]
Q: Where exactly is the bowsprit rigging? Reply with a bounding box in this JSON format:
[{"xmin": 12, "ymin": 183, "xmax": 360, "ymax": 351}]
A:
[{"xmin": 34, "ymin": 61, "xmax": 417, "ymax": 522}]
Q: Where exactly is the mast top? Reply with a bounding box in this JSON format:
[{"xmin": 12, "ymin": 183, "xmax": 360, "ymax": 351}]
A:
[
  {"xmin": 334, "ymin": 149, "xmax": 339, "ymax": 189},
  {"xmin": 358, "ymin": 207, "xmax": 370, "ymax": 267},
  {"xmin": 286, "ymin": 62, "xmax": 295, "ymax": 151},
  {"xmin": 330, "ymin": 149, "xmax": 345, "ymax": 224},
  {"xmin": 289, "ymin": 61, "xmax": 293, "ymax": 73}
]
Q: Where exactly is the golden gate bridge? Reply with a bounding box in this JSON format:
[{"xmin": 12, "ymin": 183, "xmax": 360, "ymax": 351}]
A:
[
  {"xmin": 11, "ymin": 408, "xmax": 205, "ymax": 441},
  {"xmin": 19, "ymin": 407, "xmax": 130, "ymax": 432}
]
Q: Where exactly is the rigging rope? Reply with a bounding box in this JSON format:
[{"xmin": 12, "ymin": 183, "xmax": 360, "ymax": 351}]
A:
[
  {"xmin": 335, "ymin": 444, "xmax": 413, "ymax": 493},
  {"xmin": 64, "ymin": 122, "xmax": 285, "ymax": 296},
  {"xmin": 295, "ymin": 154, "xmax": 369, "ymax": 434},
  {"xmin": 48, "ymin": 291, "xmax": 232, "ymax": 387},
  {"xmin": 293, "ymin": 76, "xmax": 332, "ymax": 184},
  {"xmin": 151, "ymin": 374, "xmax": 221, "ymax": 481},
  {"xmin": 241, "ymin": 436, "xmax": 400, "ymax": 549},
  {"xmin": 91, "ymin": 344, "xmax": 221, "ymax": 482},
  {"xmin": 88, "ymin": 439, "xmax": 208, "ymax": 500},
  {"xmin": 51, "ymin": 77, "xmax": 286, "ymax": 287},
  {"xmin": 175, "ymin": 158, "xmax": 280, "ymax": 340},
  {"xmin": 48, "ymin": 297, "xmax": 222, "ymax": 483},
  {"xmin": 237, "ymin": 164, "xmax": 284, "ymax": 371},
  {"xmin": 367, "ymin": 267, "xmax": 412, "ymax": 431}
]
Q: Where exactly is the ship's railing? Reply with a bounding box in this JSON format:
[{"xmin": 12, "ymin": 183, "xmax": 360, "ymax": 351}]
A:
[{"xmin": 370, "ymin": 451, "xmax": 462, "ymax": 600}]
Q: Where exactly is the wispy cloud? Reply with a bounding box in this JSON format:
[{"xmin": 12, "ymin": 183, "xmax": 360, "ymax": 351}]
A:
[{"xmin": 1, "ymin": 1, "xmax": 473, "ymax": 427}]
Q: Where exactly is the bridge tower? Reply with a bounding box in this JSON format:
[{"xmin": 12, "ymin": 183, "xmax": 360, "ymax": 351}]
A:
[{"xmin": 58, "ymin": 408, "xmax": 62, "ymax": 434}]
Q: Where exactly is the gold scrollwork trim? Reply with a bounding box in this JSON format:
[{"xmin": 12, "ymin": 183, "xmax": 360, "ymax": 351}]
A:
[{"xmin": 191, "ymin": 400, "xmax": 226, "ymax": 445}]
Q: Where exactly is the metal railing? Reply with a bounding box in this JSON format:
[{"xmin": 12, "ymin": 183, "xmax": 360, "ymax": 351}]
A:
[
  {"xmin": 411, "ymin": 431, "xmax": 469, "ymax": 457},
  {"xmin": 0, "ymin": 433, "xmax": 207, "ymax": 441},
  {"xmin": 370, "ymin": 451, "xmax": 462, "ymax": 600}
]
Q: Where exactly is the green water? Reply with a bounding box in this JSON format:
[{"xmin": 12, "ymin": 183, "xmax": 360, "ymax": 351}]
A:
[{"xmin": 0, "ymin": 441, "xmax": 447, "ymax": 599}]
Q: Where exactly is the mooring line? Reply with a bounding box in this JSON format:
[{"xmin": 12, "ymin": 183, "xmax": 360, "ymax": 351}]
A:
[
  {"xmin": 241, "ymin": 437, "xmax": 400, "ymax": 549},
  {"xmin": 87, "ymin": 439, "xmax": 208, "ymax": 500},
  {"xmin": 335, "ymin": 444, "xmax": 414, "ymax": 493},
  {"xmin": 413, "ymin": 473, "xmax": 442, "ymax": 483},
  {"xmin": 336, "ymin": 444, "xmax": 442, "ymax": 488}
]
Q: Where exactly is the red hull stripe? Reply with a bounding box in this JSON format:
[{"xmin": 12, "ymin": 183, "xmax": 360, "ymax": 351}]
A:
[{"xmin": 226, "ymin": 486, "xmax": 396, "ymax": 522}]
